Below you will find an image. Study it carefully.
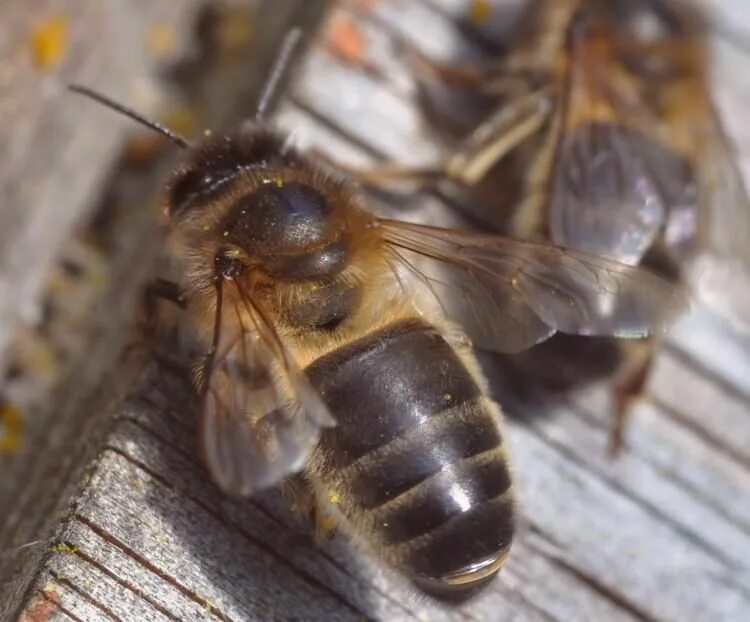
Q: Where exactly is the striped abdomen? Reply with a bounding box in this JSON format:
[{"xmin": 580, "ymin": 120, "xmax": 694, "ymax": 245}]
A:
[{"xmin": 306, "ymin": 319, "xmax": 513, "ymax": 600}]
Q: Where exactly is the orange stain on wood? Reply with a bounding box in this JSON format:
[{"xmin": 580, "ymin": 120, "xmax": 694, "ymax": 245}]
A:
[
  {"xmin": 19, "ymin": 589, "xmax": 60, "ymax": 622},
  {"xmin": 327, "ymin": 14, "xmax": 367, "ymax": 67}
]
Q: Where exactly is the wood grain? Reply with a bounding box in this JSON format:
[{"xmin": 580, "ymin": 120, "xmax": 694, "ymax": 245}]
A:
[{"xmin": 5, "ymin": 1, "xmax": 750, "ymax": 621}]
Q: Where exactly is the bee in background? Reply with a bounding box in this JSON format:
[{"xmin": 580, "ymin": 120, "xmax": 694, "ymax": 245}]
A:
[
  {"xmin": 69, "ymin": 29, "xmax": 684, "ymax": 598},
  {"xmin": 438, "ymin": 0, "xmax": 750, "ymax": 263},
  {"xmin": 368, "ymin": 0, "xmax": 750, "ymax": 452}
]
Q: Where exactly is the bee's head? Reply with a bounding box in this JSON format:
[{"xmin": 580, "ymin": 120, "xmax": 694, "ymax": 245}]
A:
[{"xmin": 167, "ymin": 126, "xmax": 360, "ymax": 286}]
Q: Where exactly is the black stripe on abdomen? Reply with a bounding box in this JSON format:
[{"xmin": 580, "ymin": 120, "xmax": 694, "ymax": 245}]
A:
[
  {"xmin": 346, "ymin": 408, "xmax": 503, "ymax": 509},
  {"xmin": 372, "ymin": 454, "xmax": 511, "ymax": 545},
  {"xmin": 306, "ymin": 320, "xmax": 481, "ymax": 467}
]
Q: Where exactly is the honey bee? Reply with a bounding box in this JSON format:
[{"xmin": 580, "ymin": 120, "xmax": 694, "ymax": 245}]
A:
[
  {"xmin": 443, "ymin": 0, "xmax": 748, "ymax": 261},
  {"xmin": 70, "ymin": 36, "xmax": 684, "ymax": 598},
  {"xmin": 379, "ymin": 0, "xmax": 750, "ymax": 450}
]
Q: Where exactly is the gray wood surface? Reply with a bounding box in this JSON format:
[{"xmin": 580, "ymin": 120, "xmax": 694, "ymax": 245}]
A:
[
  {"xmin": 6, "ymin": 1, "xmax": 750, "ymax": 621},
  {"xmin": 0, "ymin": 0, "xmax": 331, "ymax": 618}
]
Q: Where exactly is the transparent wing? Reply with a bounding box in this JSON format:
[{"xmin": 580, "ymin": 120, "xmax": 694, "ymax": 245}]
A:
[
  {"xmin": 694, "ymin": 107, "xmax": 750, "ymax": 266},
  {"xmin": 548, "ymin": 123, "xmax": 670, "ymax": 265},
  {"xmin": 379, "ymin": 219, "xmax": 686, "ymax": 353},
  {"xmin": 548, "ymin": 34, "xmax": 674, "ymax": 265},
  {"xmin": 199, "ymin": 281, "xmax": 334, "ymax": 497},
  {"xmin": 686, "ymin": 108, "xmax": 750, "ymax": 331}
]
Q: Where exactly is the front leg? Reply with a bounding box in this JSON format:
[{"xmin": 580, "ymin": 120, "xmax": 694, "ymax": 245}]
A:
[{"xmin": 128, "ymin": 278, "xmax": 191, "ymax": 377}]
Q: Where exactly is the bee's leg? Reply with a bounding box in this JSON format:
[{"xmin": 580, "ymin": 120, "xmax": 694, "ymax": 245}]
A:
[
  {"xmin": 307, "ymin": 145, "xmax": 444, "ymax": 191},
  {"xmin": 342, "ymin": 162, "xmax": 446, "ymax": 189},
  {"xmin": 409, "ymin": 49, "xmax": 495, "ymax": 90},
  {"xmin": 128, "ymin": 278, "xmax": 190, "ymax": 376},
  {"xmin": 295, "ymin": 475, "xmax": 347, "ymax": 545},
  {"xmin": 323, "ymin": 87, "xmax": 551, "ymax": 195},
  {"xmin": 401, "ymin": 38, "xmax": 544, "ymax": 96},
  {"xmin": 139, "ymin": 278, "xmax": 188, "ymax": 336},
  {"xmin": 277, "ymin": 476, "xmax": 318, "ymax": 546},
  {"xmin": 443, "ymin": 89, "xmax": 552, "ymax": 185},
  {"xmin": 145, "ymin": 278, "xmax": 188, "ymax": 310},
  {"xmin": 281, "ymin": 475, "xmax": 314, "ymax": 519},
  {"xmin": 313, "ymin": 488, "xmax": 345, "ymax": 544},
  {"xmin": 609, "ymin": 340, "xmax": 655, "ymax": 457},
  {"xmin": 285, "ymin": 475, "xmax": 346, "ymax": 544}
]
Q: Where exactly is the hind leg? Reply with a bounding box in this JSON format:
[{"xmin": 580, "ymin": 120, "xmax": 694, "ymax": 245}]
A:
[
  {"xmin": 609, "ymin": 339, "xmax": 656, "ymax": 457},
  {"xmin": 282, "ymin": 476, "xmax": 343, "ymax": 544}
]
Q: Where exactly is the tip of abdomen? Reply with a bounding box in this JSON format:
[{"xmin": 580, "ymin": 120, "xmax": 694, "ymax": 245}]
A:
[
  {"xmin": 412, "ymin": 548, "xmax": 510, "ymax": 603},
  {"xmin": 402, "ymin": 494, "xmax": 514, "ymax": 602}
]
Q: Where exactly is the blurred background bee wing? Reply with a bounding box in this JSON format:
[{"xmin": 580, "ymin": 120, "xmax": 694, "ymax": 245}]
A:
[
  {"xmin": 200, "ymin": 281, "xmax": 334, "ymax": 497},
  {"xmin": 695, "ymin": 108, "xmax": 750, "ymax": 264},
  {"xmin": 379, "ymin": 220, "xmax": 686, "ymax": 354},
  {"xmin": 687, "ymin": 109, "xmax": 750, "ymax": 330},
  {"xmin": 547, "ymin": 32, "xmax": 670, "ymax": 265}
]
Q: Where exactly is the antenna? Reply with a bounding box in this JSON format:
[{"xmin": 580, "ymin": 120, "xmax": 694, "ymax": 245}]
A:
[
  {"xmin": 255, "ymin": 27, "xmax": 303, "ymax": 121},
  {"xmin": 68, "ymin": 84, "xmax": 191, "ymax": 149}
]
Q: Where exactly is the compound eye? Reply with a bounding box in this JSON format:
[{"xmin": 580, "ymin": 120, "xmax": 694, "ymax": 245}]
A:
[{"xmin": 168, "ymin": 163, "xmax": 240, "ymax": 220}]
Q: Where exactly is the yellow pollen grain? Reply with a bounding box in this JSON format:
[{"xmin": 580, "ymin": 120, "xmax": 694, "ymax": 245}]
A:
[
  {"xmin": 470, "ymin": 0, "xmax": 492, "ymax": 25},
  {"xmin": 147, "ymin": 23, "xmax": 177, "ymax": 58},
  {"xmin": 164, "ymin": 107, "xmax": 198, "ymax": 138},
  {"xmin": 216, "ymin": 7, "xmax": 254, "ymax": 53},
  {"xmin": 223, "ymin": 231, "xmax": 229, "ymax": 237},
  {"xmin": 51, "ymin": 543, "xmax": 78, "ymax": 555},
  {"xmin": 0, "ymin": 402, "xmax": 24, "ymax": 455},
  {"xmin": 32, "ymin": 16, "xmax": 69, "ymax": 71},
  {"xmin": 275, "ymin": 180, "xmax": 284, "ymax": 188},
  {"xmin": 328, "ymin": 491, "xmax": 342, "ymax": 505}
]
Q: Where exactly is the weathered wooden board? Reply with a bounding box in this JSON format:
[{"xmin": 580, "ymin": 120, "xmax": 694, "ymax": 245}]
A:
[
  {"xmin": 0, "ymin": 0, "xmax": 332, "ymax": 617},
  {"xmin": 6, "ymin": 1, "xmax": 750, "ymax": 621}
]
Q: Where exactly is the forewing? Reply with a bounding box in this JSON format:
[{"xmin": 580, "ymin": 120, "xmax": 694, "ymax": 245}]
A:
[
  {"xmin": 693, "ymin": 109, "xmax": 750, "ymax": 265},
  {"xmin": 380, "ymin": 219, "xmax": 686, "ymax": 353},
  {"xmin": 686, "ymin": 110, "xmax": 750, "ymax": 330},
  {"xmin": 200, "ymin": 282, "xmax": 334, "ymax": 497},
  {"xmin": 549, "ymin": 35, "xmax": 668, "ymax": 264}
]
